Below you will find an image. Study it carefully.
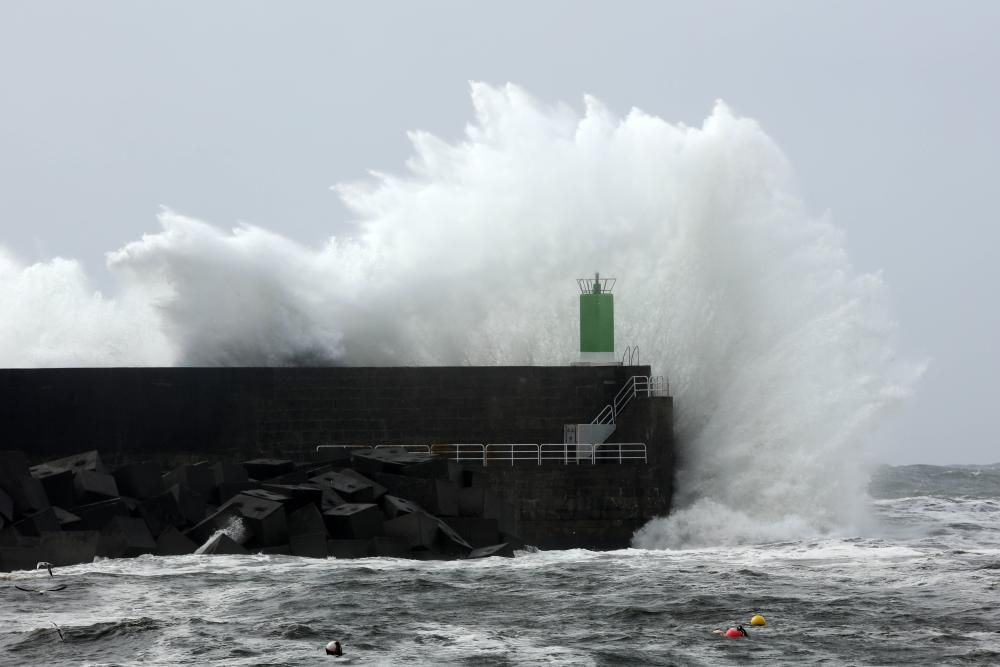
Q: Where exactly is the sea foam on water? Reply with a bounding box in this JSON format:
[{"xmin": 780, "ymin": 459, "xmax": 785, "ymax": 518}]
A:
[{"xmin": 0, "ymin": 83, "xmax": 922, "ymax": 547}]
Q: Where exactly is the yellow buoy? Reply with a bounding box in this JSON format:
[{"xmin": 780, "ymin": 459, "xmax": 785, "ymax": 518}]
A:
[{"xmin": 750, "ymin": 614, "xmax": 766, "ymax": 626}]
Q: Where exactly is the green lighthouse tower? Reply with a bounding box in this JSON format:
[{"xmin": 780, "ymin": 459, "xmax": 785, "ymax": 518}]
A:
[{"xmin": 577, "ymin": 272, "xmax": 615, "ymax": 364}]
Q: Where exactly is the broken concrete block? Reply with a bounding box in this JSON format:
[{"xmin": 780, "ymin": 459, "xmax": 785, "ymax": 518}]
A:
[
  {"xmin": 29, "ymin": 465, "xmax": 75, "ymax": 509},
  {"xmin": 40, "ymin": 530, "xmax": 100, "ymax": 566},
  {"xmin": 73, "ymin": 498, "xmax": 130, "ymax": 530},
  {"xmin": 195, "ymin": 532, "xmax": 249, "ymax": 555},
  {"xmin": 155, "ymin": 526, "xmax": 197, "ymax": 555},
  {"xmin": 242, "ymin": 459, "xmax": 295, "ymax": 481},
  {"xmin": 13, "ymin": 507, "xmax": 60, "ymax": 536},
  {"xmin": 323, "ymin": 503, "xmax": 383, "ymax": 539},
  {"xmin": 73, "ymin": 470, "xmax": 120, "ymax": 504},
  {"xmin": 442, "ymin": 517, "xmax": 500, "ymax": 548},
  {"xmin": 113, "ymin": 462, "xmax": 163, "ymax": 500},
  {"xmin": 467, "ymin": 543, "xmax": 515, "ymax": 559},
  {"xmin": 327, "ymin": 539, "xmax": 371, "ymax": 558},
  {"xmin": 222, "ymin": 493, "xmax": 288, "ymax": 547},
  {"xmin": 350, "ymin": 448, "xmax": 432, "ymax": 476}
]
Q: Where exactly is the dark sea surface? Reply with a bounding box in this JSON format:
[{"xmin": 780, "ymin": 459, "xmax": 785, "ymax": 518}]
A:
[{"xmin": 3, "ymin": 464, "xmax": 999, "ymax": 666}]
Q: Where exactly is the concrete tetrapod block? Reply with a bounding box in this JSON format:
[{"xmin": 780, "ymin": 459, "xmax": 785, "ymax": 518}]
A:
[
  {"xmin": 137, "ymin": 490, "xmax": 186, "ymax": 537},
  {"xmin": 39, "ymin": 450, "xmax": 106, "ymax": 474},
  {"xmin": 371, "ymin": 536, "xmax": 413, "ymax": 558},
  {"xmin": 383, "ymin": 512, "xmax": 437, "ymax": 550},
  {"xmin": 73, "ymin": 470, "xmax": 120, "ymax": 504},
  {"xmin": 29, "ymin": 465, "xmax": 76, "ymax": 509},
  {"xmin": 261, "ymin": 484, "xmax": 323, "ymax": 511},
  {"xmin": 98, "ymin": 516, "xmax": 157, "ymax": 558},
  {"xmin": 287, "ymin": 504, "xmax": 329, "ymax": 557},
  {"xmin": 289, "ymin": 532, "xmax": 328, "ymax": 558},
  {"xmin": 0, "ymin": 542, "xmax": 44, "ymax": 572},
  {"xmin": 212, "ymin": 462, "xmax": 249, "ymax": 485},
  {"xmin": 442, "ymin": 517, "xmax": 501, "ymax": 548},
  {"xmin": 186, "ymin": 505, "xmax": 246, "ymax": 546},
  {"xmin": 163, "ymin": 463, "xmax": 215, "ymax": 498},
  {"xmin": 222, "ymin": 493, "xmax": 288, "ymax": 547},
  {"xmin": 13, "ymin": 507, "xmax": 60, "ymax": 536},
  {"xmin": 338, "ymin": 470, "xmax": 387, "ymax": 500},
  {"xmin": 467, "ymin": 543, "xmax": 515, "ymax": 559},
  {"xmin": 113, "ymin": 462, "xmax": 163, "ymax": 500},
  {"xmin": 243, "ymin": 459, "xmax": 295, "ymax": 481},
  {"xmin": 327, "ymin": 539, "xmax": 372, "ymax": 559},
  {"xmin": 40, "ymin": 530, "xmax": 101, "ymax": 566},
  {"xmin": 195, "ymin": 532, "xmax": 249, "ymax": 555},
  {"xmin": 435, "ymin": 479, "xmax": 459, "ymax": 517},
  {"xmin": 156, "ymin": 526, "xmax": 197, "ymax": 555},
  {"xmin": 323, "ymin": 503, "xmax": 383, "ymax": 540},
  {"xmin": 215, "ymin": 481, "xmax": 256, "ymax": 505},
  {"xmin": 458, "ymin": 486, "xmax": 485, "ymax": 517},
  {"xmin": 310, "ymin": 471, "xmax": 375, "ymax": 503},
  {"xmin": 288, "ymin": 503, "xmax": 326, "ymax": 536},
  {"xmin": 72, "ymin": 498, "xmax": 130, "ymax": 530},
  {"xmin": 168, "ymin": 483, "xmax": 207, "ymax": 525},
  {"xmin": 381, "ymin": 494, "xmax": 425, "ymax": 520},
  {"xmin": 350, "ymin": 448, "xmax": 437, "ymax": 477},
  {"xmin": 52, "ymin": 507, "xmax": 83, "ymax": 529},
  {"xmin": 0, "ymin": 487, "xmax": 13, "ymax": 522},
  {"xmin": 258, "ymin": 544, "xmax": 292, "ymax": 555},
  {"xmin": 372, "ymin": 473, "xmax": 437, "ymax": 512}
]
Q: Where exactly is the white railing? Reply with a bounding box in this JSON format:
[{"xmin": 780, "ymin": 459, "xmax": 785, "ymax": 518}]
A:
[
  {"xmin": 437, "ymin": 442, "xmax": 646, "ymax": 466},
  {"xmin": 315, "ymin": 444, "xmax": 431, "ymax": 454},
  {"xmin": 432, "ymin": 443, "xmax": 485, "ymax": 462},
  {"xmin": 592, "ymin": 375, "xmax": 670, "ymax": 425}
]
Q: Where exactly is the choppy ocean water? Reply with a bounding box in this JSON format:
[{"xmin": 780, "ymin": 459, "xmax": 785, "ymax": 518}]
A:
[{"xmin": 3, "ymin": 464, "xmax": 999, "ymax": 666}]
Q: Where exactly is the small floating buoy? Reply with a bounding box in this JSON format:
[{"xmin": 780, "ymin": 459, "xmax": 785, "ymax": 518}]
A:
[
  {"xmin": 750, "ymin": 614, "xmax": 766, "ymax": 626},
  {"xmin": 325, "ymin": 640, "xmax": 343, "ymax": 656}
]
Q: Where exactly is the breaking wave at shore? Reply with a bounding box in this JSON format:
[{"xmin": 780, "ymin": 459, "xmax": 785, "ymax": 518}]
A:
[{"xmin": 0, "ymin": 84, "xmax": 922, "ymax": 547}]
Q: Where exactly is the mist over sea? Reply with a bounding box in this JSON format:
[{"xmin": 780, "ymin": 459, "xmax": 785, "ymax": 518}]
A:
[{"xmin": 2, "ymin": 464, "xmax": 998, "ymax": 666}]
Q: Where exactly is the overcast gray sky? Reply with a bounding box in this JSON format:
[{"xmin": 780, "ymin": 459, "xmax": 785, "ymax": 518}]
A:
[{"xmin": 1, "ymin": 1, "xmax": 997, "ymax": 464}]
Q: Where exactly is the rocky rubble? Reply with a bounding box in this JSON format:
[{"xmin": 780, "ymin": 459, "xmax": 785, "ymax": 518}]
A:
[{"xmin": 0, "ymin": 448, "xmax": 518, "ymax": 572}]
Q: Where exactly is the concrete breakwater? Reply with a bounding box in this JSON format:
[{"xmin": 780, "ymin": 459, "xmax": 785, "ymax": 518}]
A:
[
  {"xmin": 0, "ymin": 439, "xmax": 671, "ymax": 570},
  {"xmin": 0, "ymin": 365, "xmax": 674, "ymax": 569}
]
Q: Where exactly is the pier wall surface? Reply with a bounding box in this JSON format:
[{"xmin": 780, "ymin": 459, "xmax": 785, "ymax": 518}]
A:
[{"xmin": 0, "ymin": 366, "xmax": 649, "ymax": 462}]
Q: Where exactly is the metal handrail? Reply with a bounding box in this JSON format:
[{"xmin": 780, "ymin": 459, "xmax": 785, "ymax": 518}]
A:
[
  {"xmin": 594, "ymin": 442, "xmax": 647, "ymax": 463},
  {"xmin": 438, "ymin": 442, "xmax": 647, "ymax": 466},
  {"xmin": 591, "ymin": 375, "xmax": 671, "ymax": 425},
  {"xmin": 484, "ymin": 444, "xmax": 539, "ymax": 466},
  {"xmin": 315, "ymin": 444, "xmax": 374, "ymax": 452}
]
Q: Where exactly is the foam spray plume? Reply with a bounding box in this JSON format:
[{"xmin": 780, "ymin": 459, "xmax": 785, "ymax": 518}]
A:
[{"xmin": 0, "ymin": 83, "xmax": 921, "ymax": 547}]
